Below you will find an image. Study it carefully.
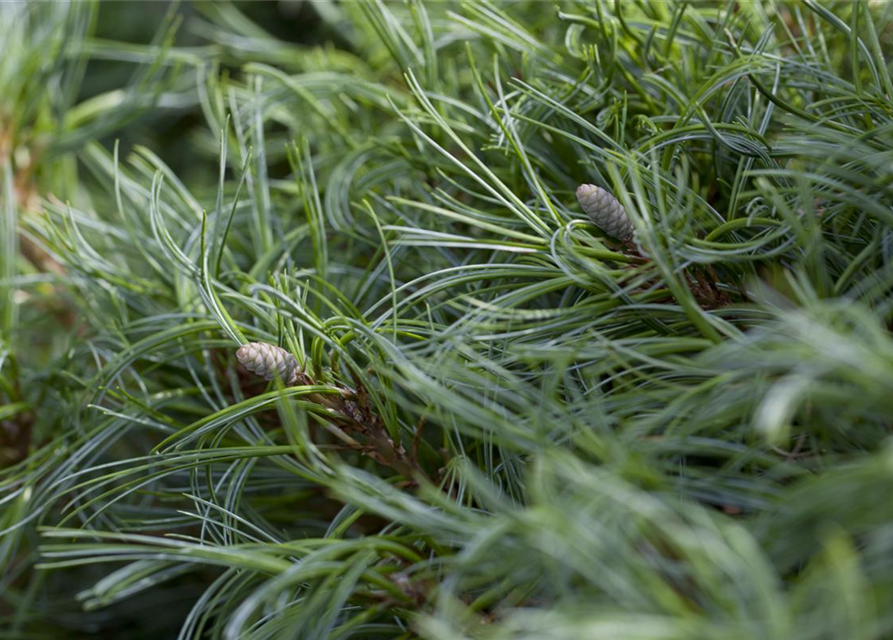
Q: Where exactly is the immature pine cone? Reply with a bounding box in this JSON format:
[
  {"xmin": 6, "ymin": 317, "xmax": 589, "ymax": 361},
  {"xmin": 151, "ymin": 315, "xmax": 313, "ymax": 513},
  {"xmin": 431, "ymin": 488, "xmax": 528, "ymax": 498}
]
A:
[
  {"xmin": 236, "ymin": 342, "xmax": 300, "ymax": 385},
  {"xmin": 575, "ymin": 184, "xmax": 634, "ymax": 241}
]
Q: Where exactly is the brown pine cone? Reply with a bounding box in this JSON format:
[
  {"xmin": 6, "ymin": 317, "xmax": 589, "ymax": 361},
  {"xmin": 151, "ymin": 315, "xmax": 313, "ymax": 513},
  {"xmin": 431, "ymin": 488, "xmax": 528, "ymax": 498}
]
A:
[{"xmin": 236, "ymin": 342, "xmax": 300, "ymax": 385}]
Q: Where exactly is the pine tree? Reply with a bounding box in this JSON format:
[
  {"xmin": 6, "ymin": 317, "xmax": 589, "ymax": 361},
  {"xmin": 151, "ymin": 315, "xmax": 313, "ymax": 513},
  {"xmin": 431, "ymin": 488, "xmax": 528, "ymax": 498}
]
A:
[{"xmin": 3, "ymin": 2, "xmax": 893, "ymax": 639}]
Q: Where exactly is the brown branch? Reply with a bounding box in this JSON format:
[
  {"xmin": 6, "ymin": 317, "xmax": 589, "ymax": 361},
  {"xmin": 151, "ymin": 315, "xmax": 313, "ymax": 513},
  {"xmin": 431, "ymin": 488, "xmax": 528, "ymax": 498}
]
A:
[{"xmin": 237, "ymin": 355, "xmax": 429, "ymax": 484}]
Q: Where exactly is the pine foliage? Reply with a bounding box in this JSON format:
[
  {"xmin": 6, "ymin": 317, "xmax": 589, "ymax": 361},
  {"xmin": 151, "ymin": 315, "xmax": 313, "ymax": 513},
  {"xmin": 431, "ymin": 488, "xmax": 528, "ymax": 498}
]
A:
[{"xmin": 3, "ymin": 1, "xmax": 893, "ymax": 638}]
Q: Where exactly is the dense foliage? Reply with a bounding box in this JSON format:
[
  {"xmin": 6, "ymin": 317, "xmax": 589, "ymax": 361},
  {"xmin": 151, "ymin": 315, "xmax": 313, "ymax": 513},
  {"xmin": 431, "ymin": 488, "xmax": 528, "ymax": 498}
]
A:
[{"xmin": 3, "ymin": 1, "xmax": 893, "ymax": 638}]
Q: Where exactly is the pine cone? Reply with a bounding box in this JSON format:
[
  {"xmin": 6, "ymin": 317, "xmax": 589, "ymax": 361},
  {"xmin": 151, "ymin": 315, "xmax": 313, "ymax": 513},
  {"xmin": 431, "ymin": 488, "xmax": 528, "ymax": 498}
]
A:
[
  {"xmin": 575, "ymin": 184, "xmax": 634, "ymax": 241},
  {"xmin": 236, "ymin": 342, "xmax": 300, "ymax": 385}
]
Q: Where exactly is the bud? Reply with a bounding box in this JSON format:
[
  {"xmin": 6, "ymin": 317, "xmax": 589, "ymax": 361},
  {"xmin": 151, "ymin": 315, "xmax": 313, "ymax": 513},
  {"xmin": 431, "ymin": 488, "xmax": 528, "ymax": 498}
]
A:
[
  {"xmin": 575, "ymin": 184, "xmax": 633, "ymax": 241},
  {"xmin": 236, "ymin": 342, "xmax": 300, "ymax": 385}
]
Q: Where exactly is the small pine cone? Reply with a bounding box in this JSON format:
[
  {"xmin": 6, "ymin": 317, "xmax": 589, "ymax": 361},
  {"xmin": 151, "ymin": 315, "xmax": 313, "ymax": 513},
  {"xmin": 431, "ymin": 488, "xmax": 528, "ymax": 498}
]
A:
[
  {"xmin": 236, "ymin": 342, "xmax": 300, "ymax": 385},
  {"xmin": 576, "ymin": 184, "xmax": 634, "ymax": 241}
]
